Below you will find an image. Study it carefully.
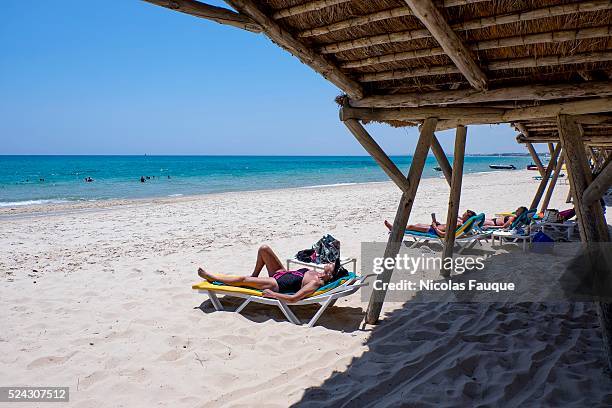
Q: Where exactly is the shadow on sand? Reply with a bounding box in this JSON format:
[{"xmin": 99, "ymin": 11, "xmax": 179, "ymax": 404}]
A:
[
  {"xmin": 291, "ymin": 245, "xmax": 612, "ymax": 407},
  {"xmin": 196, "ymin": 297, "xmax": 366, "ymax": 333}
]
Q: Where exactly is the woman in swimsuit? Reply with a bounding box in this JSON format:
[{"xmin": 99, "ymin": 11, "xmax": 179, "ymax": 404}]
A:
[
  {"xmin": 483, "ymin": 206, "xmax": 527, "ymax": 229},
  {"xmin": 197, "ymin": 245, "xmax": 346, "ymax": 303}
]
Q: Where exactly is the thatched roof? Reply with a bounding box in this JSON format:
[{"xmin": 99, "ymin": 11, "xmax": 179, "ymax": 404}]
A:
[{"xmin": 147, "ymin": 0, "xmax": 612, "ymax": 143}]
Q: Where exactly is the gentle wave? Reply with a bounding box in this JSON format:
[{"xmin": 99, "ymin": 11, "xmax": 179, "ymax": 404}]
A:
[
  {"xmin": 0, "ymin": 199, "xmax": 71, "ymax": 207},
  {"xmin": 299, "ymin": 182, "xmax": 359, "ymax": 189}
]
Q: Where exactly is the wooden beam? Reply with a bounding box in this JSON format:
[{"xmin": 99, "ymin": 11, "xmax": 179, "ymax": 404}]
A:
[
  {"xmin": 298, "ymin": 0, "xmax": 489, "ymax": 38},
  {"xmin": 557, "ymin": 114, "xmax": 611, "ymax": 373},
  {"xmin": 516, "ymin": 135, "xmax": 612, "ymax": 145},
  {"xmin": 348, "ymin": 81, "xmax": 612, "ymax": 108},
  {"xmin": 530, "ymin": 143, "xmax": 561, "ymax": 210},
  {"xmin": 342, "ymin": 119, "xmax": 411, "ymax": 194},
  {"xmin": 143, "ymin": 0, "xmax": 262, "ymax": 32},
  {"xmin": 358, "ymin": 51, "xmax": 612, "ymax": 82},
  {"xmin": 430, "ymin": 134, "xmax": 453, "ymax": 186},
  {"xmin": 583, "ymin": 159, "xmax": 612, "ymax": 206},
  {"xmin": 224, "ymin": 0, "xmax": 364, "ymax": 99},
  {"xmin": 441, "ymin": 125, "xmax": 467, "ymax": 278},
  {"xmin": 319, "ymin": 0, "xmax": 612, "ymax": 54},
  {"xmin": 403, "ymin": 0, "xmax": 487, "ymax": 90},
  {"xmin": 341, "ymin": 26, "xmax": 612, "ymax": 69},
  {"xmin": 548, "ymin": 143, "xmax": 556, "ymax": 156},
  {"xmin": 365, "ymin": 118, "xmax": 438, "ymax": 324},
  {"xmin": 540, "ymin": 153, "xmax": 565, "ymax": 212},
  {"xmin": 272, "ymin": 0, "xmax": 349, "ymax": 20},
  {"xmin": 342, "ymin": 97, "xmax": 612, "ymax": 125},
  {"xmin": 525, "ymin": 142, "xmax": 546, "ymax": 177}
]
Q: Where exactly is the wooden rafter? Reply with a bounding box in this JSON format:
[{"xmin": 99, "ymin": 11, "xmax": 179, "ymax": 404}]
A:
[
  {"xmin": 342, "ymin": 119, "xmax": 411, "ymax": 194},
  {"xmin": 341, "ymin": 26, "xmax": 612, "ymax": 69},
  {"xmin": 358, "ymin": 51, "xmax": 612, "ymax": 82},
  {"xmin": 272, "ymin": 0, "xmax": 349, "ymax": 20},
  {"xmin": 341, "ymin": 97, "xmax": 612, "ymax": 124},
  {"xmin": 318, "ymin": 0, "xmax": 612, "ymax": 54},
  {"xmin": 142, "ymin": 0, "xmax": 261, "ymax": 32},
  {"xmin": 349, "ymin": 81, "xmax": 612, "ymax": 108},
  {"xmin": 297, "ymin": 0, "xmax": 489, "ymax": 38},
  {"xmin": 403, "ymin": 0, "xmax": 487, "ymax": 90},
  {"xmin": 223, "ymin": 0, "xmax": 364, "ymax": 99}
]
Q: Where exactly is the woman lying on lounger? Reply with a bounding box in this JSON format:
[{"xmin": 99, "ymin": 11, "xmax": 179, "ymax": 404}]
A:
[
  {"xmin": 197, "ymin": 245, "xmax": 347, "ymax": 303},
  {"xmin": 482, "ymin": 206, "xmax": 528, "ymax": 229},
  {"xmin": 384, "ymin": 210, "xmax": 477, "ymax": 237}
]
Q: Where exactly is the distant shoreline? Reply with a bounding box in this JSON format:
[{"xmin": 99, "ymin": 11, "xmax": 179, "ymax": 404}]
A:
[{"xmin": 0, "ymin": 170, "xmax": 531, "ymax": 217}]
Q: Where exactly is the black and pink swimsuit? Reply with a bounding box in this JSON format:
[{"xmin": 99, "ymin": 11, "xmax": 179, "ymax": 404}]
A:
[{"xmin": 273, "ymin": 268, "xmax": 308, "ymax": 293}]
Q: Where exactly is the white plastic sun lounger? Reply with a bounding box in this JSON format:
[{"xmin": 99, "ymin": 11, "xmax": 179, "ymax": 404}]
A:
[
  {"xmin": 402, "ymin": 213, "xmax": 491, "ymax": 254},
  {"xmin": 193, "ymin": 274, "xmax": 370, "ymax": 327},
  {"xmin": 403, "ymin": 231, "xmax": 491, "ymax": 254}
]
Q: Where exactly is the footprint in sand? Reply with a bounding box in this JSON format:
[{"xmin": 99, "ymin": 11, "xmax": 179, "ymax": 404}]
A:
[
  {"xmin": 78, "ymin": 370, "xmax": 108, "ymax": 390},
  {"xmin": 157, "ymin": 349, "xmax": 185, "ymax": 362},
  {"xmin": 27, "ymin": 351, "xmax": 78, "ymax": 369}
]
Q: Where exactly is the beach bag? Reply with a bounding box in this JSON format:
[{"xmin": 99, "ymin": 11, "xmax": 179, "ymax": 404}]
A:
[
  {"xmin": 558, "ymin": 208, "xmax": 575, "ymax": 221},
  {"xmin": 532, "ymin": 231, "xmax": 554, "ymax": 254},
  {"xmin": 295, "ymin": 249, "xmax": 316, "ymax": 263},
  {"xmin": 313, "ymin": 234, "xmax": 341, "ymax": 264}
]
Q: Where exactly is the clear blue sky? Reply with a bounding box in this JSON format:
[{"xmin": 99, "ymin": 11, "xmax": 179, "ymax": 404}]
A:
[{"xmin": 0, "ymin": 0, "xmax": 541, "ymax": 155}]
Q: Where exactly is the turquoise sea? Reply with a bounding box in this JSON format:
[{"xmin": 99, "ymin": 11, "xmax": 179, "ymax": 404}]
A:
[{"xmin": 0, "ymin": 155, "xmax": 536, "ymax": 207}]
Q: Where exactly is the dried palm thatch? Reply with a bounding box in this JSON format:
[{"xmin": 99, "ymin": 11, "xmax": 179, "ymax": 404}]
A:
[{"xmin": 194, "ymin": 0, "xmax": 612, "ymax": 140}]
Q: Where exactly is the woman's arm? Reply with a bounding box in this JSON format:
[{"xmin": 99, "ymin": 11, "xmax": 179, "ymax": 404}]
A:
[
  {"xmin": 431, "ymin": 223, "xmax": 445, "ymax": 237},
  {"xmin": 262, "ymin": 280, "xmax": 320, "ymax": 303}
]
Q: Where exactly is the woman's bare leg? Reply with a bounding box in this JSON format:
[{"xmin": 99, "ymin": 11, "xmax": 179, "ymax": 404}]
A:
[
  {"xmin": 198, "ymin": 268, "xmax": 279, "ymax": 291},
  {"xmin": 251, "ymin": 245, "xmax": 284, "ymax": 277},
  {"xmin": 405, "ymin": 223, "xmax": 432, "ymax": 233},
  {"xmin": 386, "ymin": 220, "xmax": 432, "ymax": 233}
]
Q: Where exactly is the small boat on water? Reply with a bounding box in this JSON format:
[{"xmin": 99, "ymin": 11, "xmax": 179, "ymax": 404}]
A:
[
  {"xmin": 489, "ymin": 164, "xmax": 516, "ymax": 170},
  {"xmin": 527, "ymin": 164, "xmax": 539, "ymax": 170},
  {"xmin": 434, "ymin": 166, "xmax": 442, "ymax": 171}
]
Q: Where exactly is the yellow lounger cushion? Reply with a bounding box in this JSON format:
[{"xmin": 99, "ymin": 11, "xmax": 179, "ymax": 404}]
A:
[{"xmin": 192, "ymin": 281, "xmax": 265, "ymax": 296}]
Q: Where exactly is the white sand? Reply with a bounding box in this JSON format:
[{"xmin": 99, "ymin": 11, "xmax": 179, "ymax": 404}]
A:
[{"xmin": 1, "ymin": 170, "xmax": 611, "ymax": 407}]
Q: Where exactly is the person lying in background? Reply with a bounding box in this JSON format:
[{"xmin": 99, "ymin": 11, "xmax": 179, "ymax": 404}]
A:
[
  {"xmin": 384, "ymin": 210, "xmax": 477, "ymax": 236},
  {"xmin": 482, "ymin": 206, "xmax": 527, "ymax": 229}
]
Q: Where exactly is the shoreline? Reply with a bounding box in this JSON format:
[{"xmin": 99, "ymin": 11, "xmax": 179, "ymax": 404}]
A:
[{"xmin": 0, "ymin": 170, "xmax": 527, "ymax": 217}]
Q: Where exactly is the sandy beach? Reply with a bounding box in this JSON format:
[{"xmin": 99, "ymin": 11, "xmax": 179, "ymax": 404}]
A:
[{"xmin": 1, "ymin": 170, "xmax": 611, "ymax": 407}]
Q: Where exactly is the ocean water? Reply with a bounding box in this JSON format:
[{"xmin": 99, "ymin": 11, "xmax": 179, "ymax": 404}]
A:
[{"xmin": 0, "ymin": 155, "xmax": 535, "ymax": 207}]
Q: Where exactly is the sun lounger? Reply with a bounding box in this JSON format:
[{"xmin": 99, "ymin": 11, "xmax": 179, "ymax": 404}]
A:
[
  {"xmin": 192, "ymin": 273, "xmax": 369, "ymax": 327},
  {"xmin": 403, "ymin": 213, "xmax": 490, "ymax": 254}
]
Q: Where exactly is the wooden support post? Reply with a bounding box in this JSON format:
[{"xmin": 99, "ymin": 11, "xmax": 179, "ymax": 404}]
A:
[
  {"xmin": 342, "ymin": 119, "xmax": 411, "ymax": 194},
  {"xmin": 525, "ymin": 142, "xmax": 546, "ymax": 177},
  {"xmin": 530, "ymin": 144, "xmax": 561, "ymax": 210},
  {"xmin": 540, "ymin": 153, "xmax": 565, "ymax": 212},
  {"xmin": 583, "ymin": 159, "xmax": 612, "ymax": 206},
  {"xmin": 548, "ymin": 143, "xmax": 555, "ymax": 156},
  {"xmin": 430, "ymin": 134, "xmax": 453, "ymax": 186},
  {"xmin": 365, "ymin": 118, "xmax": 438, "ymax": 325},
  {"xmin": 441, "ymin": 126, "xmax": 467, "ymax": 278},
  {"xmin": 557, "ymin": 114, "xmax": 611, "ymax": 372},
  {"xmin": 566, "ymin": 188, "xmax": 573, "ymax": 204}
]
